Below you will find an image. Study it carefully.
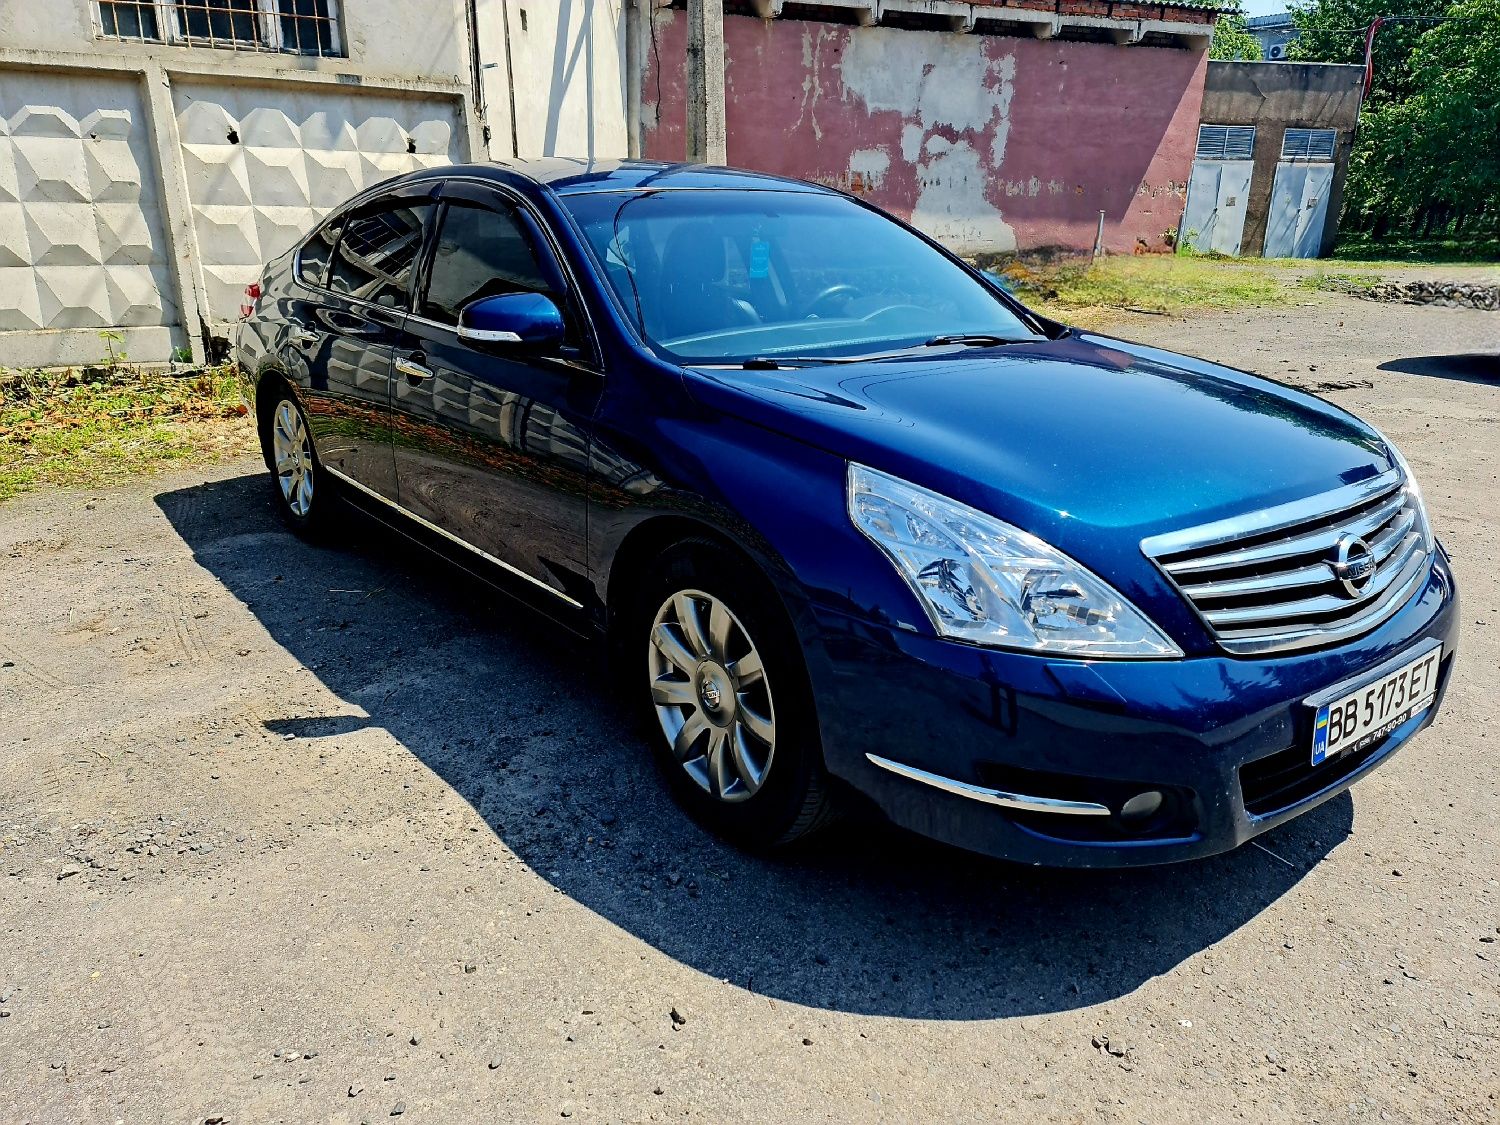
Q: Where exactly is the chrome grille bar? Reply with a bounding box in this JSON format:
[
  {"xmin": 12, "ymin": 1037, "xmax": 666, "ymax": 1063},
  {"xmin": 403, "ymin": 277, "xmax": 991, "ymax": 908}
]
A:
[
  {"xmin": 1202, "ymin": 533, "xmax": 1423, "ymax": 626},
  {"xmin": 1142, "ymin": 468, "xmax": 1433, "ymax": 656},
  {"xmin": 1160, "ymin": 486, "xmax": 1407, "ymax": 576}
]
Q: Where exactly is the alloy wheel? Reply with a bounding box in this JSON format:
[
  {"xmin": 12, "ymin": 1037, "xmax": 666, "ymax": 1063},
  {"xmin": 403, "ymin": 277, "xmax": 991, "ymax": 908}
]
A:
[
  {"xmin": 648, "ymin": 588, "xmax": 776, "ymax": 803},
  {"xmin": 272, "ymin": 399, "xmax": 315, "ymax": 518}
]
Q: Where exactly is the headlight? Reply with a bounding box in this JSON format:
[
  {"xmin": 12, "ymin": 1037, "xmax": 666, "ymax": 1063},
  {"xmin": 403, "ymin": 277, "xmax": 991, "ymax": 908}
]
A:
[
  {"xmin": 847, "ymin": 464, "xmax": 1182, "ymax": 658},
  {"xmin": 1376, "ymin": 430, "xmax": 1435, "ymax": 553}
]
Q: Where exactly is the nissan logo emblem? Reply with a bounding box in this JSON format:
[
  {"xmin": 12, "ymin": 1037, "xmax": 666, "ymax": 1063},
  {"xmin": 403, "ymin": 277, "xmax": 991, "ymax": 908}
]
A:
[{"xmin": 1330, "ymin": 535, "xmax": 1377, "ymax": 598}]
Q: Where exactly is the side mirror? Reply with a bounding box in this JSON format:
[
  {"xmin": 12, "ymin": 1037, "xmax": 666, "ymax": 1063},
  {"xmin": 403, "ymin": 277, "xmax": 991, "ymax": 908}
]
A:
[{"xmin": 457, "ymin": 292, "xmax": 565, "ymax": 349}]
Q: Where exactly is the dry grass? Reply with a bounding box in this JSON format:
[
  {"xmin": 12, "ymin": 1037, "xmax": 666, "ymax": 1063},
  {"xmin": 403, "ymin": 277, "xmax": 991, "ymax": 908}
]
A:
[
  {"xmin": 996, "ymin": 254, "xmax": 1315, "ymax": 328},
  {"xmin": 0, "ymin": 364, "xmax": 256, "ymax": 502}
]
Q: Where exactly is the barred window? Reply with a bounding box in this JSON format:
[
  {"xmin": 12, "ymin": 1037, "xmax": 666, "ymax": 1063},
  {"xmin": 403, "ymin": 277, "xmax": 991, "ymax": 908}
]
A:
[{"xmin": 94, "ymin": 1, "xmax": 344, "ymax": 57}]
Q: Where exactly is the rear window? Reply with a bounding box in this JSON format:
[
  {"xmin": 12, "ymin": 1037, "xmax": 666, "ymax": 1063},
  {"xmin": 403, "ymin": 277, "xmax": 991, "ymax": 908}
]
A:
[
  {"xmin": 296, "ymin": 216, "xmax": 342, "ymax": 288},
  {"xmin": 328, "ymin": 199, "xmax": 434, "ymax": 308}
]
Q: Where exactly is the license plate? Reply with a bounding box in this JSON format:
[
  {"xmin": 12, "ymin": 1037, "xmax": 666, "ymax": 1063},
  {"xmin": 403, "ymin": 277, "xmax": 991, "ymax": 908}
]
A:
[{"xmin": 1310, "ymin": 642, "xmax": 1442, "ymax": 766}]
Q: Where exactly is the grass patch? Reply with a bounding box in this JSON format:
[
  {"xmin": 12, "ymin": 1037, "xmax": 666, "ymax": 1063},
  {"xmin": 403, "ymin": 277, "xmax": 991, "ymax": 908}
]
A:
[
  {"xmin": 1297, "ymin": 271, "xmax": 1381, "ymax": 296},
  {"xmin": 0, "ymin": 364, "xmax": 255, "ymax": 502},
  {"xmin": 1332, "ymin": 235, "xmax": 1500, "ymax": 264},
  {"xmin": 997, "ymin": 254, "xmax": 1305, "ymax": 324}
]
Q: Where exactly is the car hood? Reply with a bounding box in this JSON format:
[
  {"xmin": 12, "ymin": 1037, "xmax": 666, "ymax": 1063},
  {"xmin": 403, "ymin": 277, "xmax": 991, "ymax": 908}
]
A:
[{"xmin": 684, "ymin": 333, "xmax": 1393, "ymax": 569}]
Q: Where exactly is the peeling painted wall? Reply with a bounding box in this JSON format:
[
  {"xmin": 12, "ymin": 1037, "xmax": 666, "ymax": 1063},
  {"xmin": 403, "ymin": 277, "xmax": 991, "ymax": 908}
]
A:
[{"xmin": 639, "ymin": 13, "xmax": 1207, "ymax": 255}]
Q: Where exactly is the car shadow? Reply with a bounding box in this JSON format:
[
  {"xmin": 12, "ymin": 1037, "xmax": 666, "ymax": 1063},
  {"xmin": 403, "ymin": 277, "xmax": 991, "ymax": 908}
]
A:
[
  {"xmin": 156, "ymin": 473, "xmax": 1349, "ymax": 1021},
  {"xmin": 1376, "ymin": 354, "xmax": 1498, "ymax": 384}
]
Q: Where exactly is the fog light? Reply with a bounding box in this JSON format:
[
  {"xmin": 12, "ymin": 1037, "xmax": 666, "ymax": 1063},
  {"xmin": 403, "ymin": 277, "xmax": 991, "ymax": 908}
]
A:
[{"xmin": 1119, "ymin": 790, "xmax": 1164, "ymax": 822}]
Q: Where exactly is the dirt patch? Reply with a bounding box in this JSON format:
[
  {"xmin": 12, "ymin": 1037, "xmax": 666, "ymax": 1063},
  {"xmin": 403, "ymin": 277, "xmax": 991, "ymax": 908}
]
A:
[{"xmin": 1, "ymin": 293, "xmax": 1497, "ymax": 1122}]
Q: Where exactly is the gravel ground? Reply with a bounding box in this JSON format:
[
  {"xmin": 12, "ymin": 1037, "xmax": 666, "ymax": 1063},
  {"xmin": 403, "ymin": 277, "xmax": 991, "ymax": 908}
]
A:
[{"xmin": 1, "ymin": 291, "xmax": 1497, "ymax": 1123}]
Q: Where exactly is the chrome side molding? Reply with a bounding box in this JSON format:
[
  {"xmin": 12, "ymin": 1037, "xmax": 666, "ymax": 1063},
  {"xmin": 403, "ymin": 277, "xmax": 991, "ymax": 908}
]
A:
[
  {"xmin": 323, "ymin": 465, "xmax": 584, "ymax": 609},
  {"xmin": 865, "ymin": 753, "xmax": 1112, "ymax": 816}
]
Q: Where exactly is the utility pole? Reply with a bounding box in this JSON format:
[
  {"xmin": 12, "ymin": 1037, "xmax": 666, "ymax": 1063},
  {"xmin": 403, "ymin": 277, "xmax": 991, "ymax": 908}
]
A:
[{"xmin": 685, "ymin": 0, "xmax": 727, "ymax": 165}]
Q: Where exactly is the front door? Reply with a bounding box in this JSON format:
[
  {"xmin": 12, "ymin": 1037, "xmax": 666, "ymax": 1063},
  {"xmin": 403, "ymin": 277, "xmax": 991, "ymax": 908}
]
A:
[
  {"xmin": 389, "ymin": 181, "xmax": 601, "ymax": 605},
  {"xmin": 303, "ymin": 185, "xmax": 438, "ymax": 499}
]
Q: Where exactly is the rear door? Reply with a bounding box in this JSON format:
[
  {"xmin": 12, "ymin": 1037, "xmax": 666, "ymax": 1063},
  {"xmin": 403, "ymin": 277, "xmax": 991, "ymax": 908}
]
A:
[
  {"xmin": 389, "ymin": 180, "xmax": 602, "ymax": 605},
  {"xmin": 300, "ymin": 184, "xmax": 438, "ymax": 499}
]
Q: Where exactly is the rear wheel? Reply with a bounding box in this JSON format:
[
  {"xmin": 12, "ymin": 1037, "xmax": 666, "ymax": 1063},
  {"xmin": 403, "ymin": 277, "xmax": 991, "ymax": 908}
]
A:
[
  {"xmin": 267, "ymin": 395, "xmax": 334, "ymax": 537},
  {"xmin": 636, "ymin": 541, "xmax": 839, "ymax": 849}
]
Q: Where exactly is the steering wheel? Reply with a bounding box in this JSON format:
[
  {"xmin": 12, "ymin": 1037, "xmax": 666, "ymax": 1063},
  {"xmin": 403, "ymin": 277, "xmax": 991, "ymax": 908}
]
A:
[{"xmin": 803, "ymin": 283, "xmax": 862, "ymax": 319}]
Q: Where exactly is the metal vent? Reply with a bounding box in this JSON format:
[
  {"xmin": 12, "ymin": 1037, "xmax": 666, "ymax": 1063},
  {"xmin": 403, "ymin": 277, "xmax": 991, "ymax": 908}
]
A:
[
  {"xmin": 1282, "ymin": 128, "xmax": 1337, "ymax": 162},
  {"xmin": 1196, "ymin": 125, "xmax": 1257, "ymax": 162},
  {"xmin": 1142, "ymin": 470, "xmax": 1432, "ymax": 655}
]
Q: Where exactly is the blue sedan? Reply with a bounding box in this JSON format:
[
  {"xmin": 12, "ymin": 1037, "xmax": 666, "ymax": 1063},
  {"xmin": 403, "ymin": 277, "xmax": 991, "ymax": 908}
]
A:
[{"xmin": 234, "ymin": 159, "xmax": 1459, "ymax": 867}]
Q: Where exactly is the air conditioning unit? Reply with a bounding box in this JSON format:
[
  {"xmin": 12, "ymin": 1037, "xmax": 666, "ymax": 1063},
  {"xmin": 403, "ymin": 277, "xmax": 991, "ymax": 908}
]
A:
[{"xmin": 1269, "ymin": 44, "xmax": 1286, "ymax": 59}]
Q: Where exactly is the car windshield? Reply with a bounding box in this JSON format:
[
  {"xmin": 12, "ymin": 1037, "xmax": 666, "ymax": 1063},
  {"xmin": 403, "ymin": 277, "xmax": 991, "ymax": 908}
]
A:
[{"xmin": 560, "ymin": 189, "xmax": 1040, "ymax": 364}]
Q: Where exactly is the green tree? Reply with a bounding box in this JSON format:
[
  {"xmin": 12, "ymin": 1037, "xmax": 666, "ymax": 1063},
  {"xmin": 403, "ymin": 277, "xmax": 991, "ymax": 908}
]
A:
[
  {"xmin": 1327, "ymin": 0, "xmax": 1500, "ymax": 240},
  {"xmin": 1210, "ymin": 6, "xmax": 1264, "ymax": 60},
  {"xmin": 1288, "ymin": 0, "xmax": 1448, "ymax": 106}
]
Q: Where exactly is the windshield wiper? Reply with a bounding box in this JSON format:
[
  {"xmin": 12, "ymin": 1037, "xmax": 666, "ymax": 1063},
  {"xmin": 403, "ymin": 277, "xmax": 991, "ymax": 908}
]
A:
[
  {"xmin": 923, "ymin": 333, "xmax": 1034, "ymax": 347},
  {"xmin": 741, "ymin": 356, "xmax": 861, "ymax": 369},
  {"xmin": 738, "ymin": 335, "xmax": 1037, "ymax": 369}
]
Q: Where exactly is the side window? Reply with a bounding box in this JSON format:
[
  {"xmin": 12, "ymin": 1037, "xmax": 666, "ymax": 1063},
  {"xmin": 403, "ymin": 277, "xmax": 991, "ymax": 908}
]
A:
[
  {"xmin": 419, "ymin": 200, "xmax": 556, "ymax": 327},
  {"xmin": 297, "ymin": 216, "xmax": 342, "ymax": 288},
  {"xmin": 328, "ymin": 198, "xmax": 433, "ymax": 308}
]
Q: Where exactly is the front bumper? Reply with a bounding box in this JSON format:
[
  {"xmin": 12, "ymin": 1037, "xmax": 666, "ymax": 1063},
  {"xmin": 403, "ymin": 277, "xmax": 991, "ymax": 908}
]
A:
[{"xmin": 809, "ymin": 548, "xmax": 1459, "ymax": 867}]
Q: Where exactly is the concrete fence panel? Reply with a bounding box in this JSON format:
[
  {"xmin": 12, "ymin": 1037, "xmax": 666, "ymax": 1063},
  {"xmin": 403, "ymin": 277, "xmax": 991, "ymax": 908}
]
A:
[
  {"xmin": 171, "ymin": 82, "xmax": 463, "ymax": 328},
  {"xmin": 0, "ymin": 67, "xmax": 178, "ymax": 363}
]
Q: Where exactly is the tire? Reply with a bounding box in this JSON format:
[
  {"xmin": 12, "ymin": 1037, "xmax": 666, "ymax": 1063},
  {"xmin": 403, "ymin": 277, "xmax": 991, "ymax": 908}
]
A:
[
  {"xmin": 632, "ymin": 538, "xmax": 840, "ymax": 850},
  {"xmin": 264, "ymin": 392, "xmax": 335, "ymax": 538}
]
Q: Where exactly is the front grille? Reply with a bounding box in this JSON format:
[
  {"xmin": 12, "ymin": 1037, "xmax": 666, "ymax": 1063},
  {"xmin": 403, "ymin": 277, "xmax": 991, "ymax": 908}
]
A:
[{"xmin": 1142, "ymin": 469, "xmax": 1432, "ymax": 655}]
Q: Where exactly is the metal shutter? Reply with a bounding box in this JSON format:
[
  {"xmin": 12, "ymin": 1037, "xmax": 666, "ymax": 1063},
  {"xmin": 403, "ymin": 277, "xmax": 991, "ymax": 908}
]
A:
[
  {"xmin": 1196, "ymin": 125, "xmax": 1257, "ymax": 161},
  {"xmin": 1281, "ymin": 128, "xmax": 1338, "ymax": 162}
]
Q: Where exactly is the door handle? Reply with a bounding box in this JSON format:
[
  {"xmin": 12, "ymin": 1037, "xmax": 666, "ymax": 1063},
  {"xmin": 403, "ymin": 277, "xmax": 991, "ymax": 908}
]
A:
[
  {"xmin": 395, "ymin": 356, "xmax": 433, "ymax": 383},
  {"xmin": 290, "ymin": 328, "xmax": 318, "ymax": 349}
]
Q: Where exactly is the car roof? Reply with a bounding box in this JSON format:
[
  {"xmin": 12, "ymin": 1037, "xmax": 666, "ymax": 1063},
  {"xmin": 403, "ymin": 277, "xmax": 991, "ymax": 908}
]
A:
[{"xmin": 468, "ymin": 158, "xmax": 836, "ymax": 197}]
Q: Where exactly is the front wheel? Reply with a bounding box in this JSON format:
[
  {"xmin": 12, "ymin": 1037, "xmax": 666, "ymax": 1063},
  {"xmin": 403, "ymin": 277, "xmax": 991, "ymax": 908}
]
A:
[
  {"xmin": 637, "ymin": 542, "xmax": 839, "ymax": 849},
  {"xmin": 267, "ymin": 395, "xmax": 335, "ymax": 537}
]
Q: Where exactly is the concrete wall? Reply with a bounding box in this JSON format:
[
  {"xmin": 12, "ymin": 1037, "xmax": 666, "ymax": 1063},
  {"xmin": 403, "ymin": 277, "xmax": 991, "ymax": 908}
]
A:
[
  {"xmin": 1200, "ymin": 60, "xmax": 1364, "ymax": 257},
  {"xmin": 0, "ymin": 68, "xmax": 178, "ymax": 355},
  {"xmin": 174, "ymin": 82, "xmax": 460, "ymax": 324},
  {"xmin": 0, "ymin": 0, "xmax": 480, "ymax": 367},
  {"xmin": 0, "ymin": 0, "xmax": 471, "ymax": 82},
  {"xmin": 637, "ymin": 7, "xmax": 1212, "ymax": 255},
  {"xmin": 476, "ymin": 0, "xmax": 630, "ymax": 161}
]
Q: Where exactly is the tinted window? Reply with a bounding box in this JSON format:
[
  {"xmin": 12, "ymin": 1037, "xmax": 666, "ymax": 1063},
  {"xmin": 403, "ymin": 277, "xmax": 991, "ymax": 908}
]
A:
[
  {"xmin": 297, "ymin": 216, "xmax": 342, "ymax": 288},
  {"xmin": 562, "ymin": 189, "xmax": 1038, "ymax": 363},
  {"xmin": 420, "ymin": 201, "xmax": 554, "ymax": 327},
  {"xmin": 329, "ymin": 199, "xmax": 432, "ymax": 308}
]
